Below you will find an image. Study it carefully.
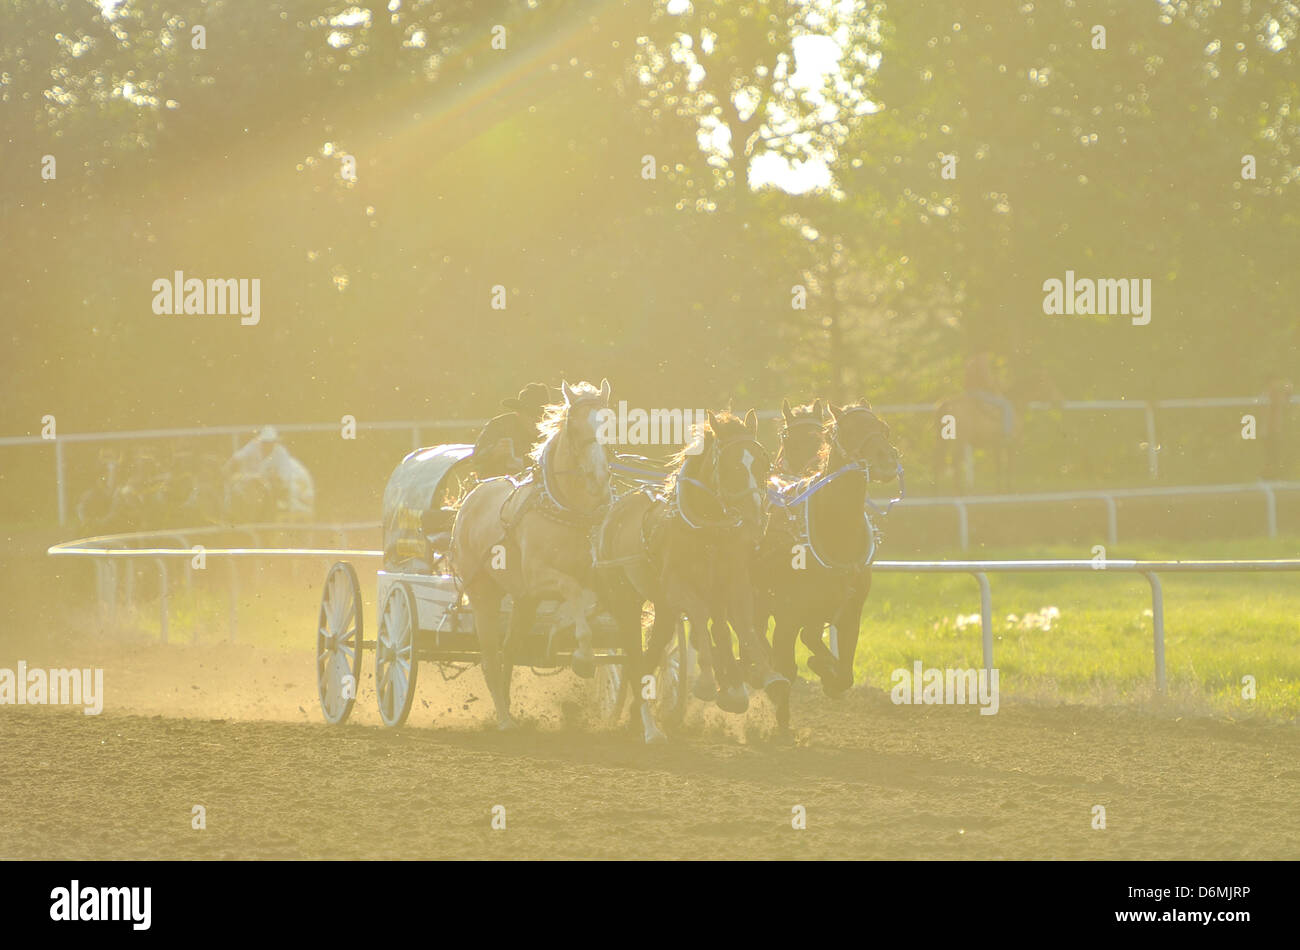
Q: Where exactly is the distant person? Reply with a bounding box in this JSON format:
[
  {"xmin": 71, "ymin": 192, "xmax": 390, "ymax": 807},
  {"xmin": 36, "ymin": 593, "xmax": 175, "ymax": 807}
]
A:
[
  {"xmin": 472, "ymin": 383, "xmax": 552, "ymax": 478},
  {"xmin": 1262, "ymin": 379, "xmax": 1294, "ymax": 478},
  {"xmin": 964, "ymin": 352, "xmax": 1016, "ymax": 438},
  {"xmin": 223, "ymin": 426, "xmax": 314, "ymax": 521}
]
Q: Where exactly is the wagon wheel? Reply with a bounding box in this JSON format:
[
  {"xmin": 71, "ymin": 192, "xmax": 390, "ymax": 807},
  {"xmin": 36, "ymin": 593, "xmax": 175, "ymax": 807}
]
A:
[
  {"xmin": 594, "ymin": 662, "xmax": 626, "ymax": 723},
  {"xmin": 317, "ymin": 562, "xmax": 363, "ymax": 725},
  {"xmin": 652, "ymin": 615, "xmax": 692, "ymax": 725},
  {"xmin": 376, "ymin": 582, "xmax": 419, "ymax": 728}
]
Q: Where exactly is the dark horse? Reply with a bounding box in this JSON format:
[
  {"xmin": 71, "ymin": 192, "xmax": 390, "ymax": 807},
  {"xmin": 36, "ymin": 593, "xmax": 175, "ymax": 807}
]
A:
[
  {"xmin": 773, "ymin": 398, "xmax": 827, "ymax": 477},
  {"xmin": 757, "ymin": 402, "xmax": 900, "ymax": 727},
  {"xmin": 596, "ymin": 410, "xmax": 787, "ymax": 743}
]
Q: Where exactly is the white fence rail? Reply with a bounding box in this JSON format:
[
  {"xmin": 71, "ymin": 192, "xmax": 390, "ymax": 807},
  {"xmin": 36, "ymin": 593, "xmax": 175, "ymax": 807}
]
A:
[
  {"xmin": 47, "ymin": 530, "xmax": 1300, "ymax": 694},
  {"xmin": 872, "ymin": 558, "xmax": 1300, "ymax": 691},
  {"xmin": 48, "ymin": 523, "xmax": 379, "ymax": 642},
  {"xmin": 7, "ymin": 393, "xmax": 1298, "ymax": 524},
  {"xmin": 890, "ymin": 480, "xmax": 1300, "ymax": 550}
]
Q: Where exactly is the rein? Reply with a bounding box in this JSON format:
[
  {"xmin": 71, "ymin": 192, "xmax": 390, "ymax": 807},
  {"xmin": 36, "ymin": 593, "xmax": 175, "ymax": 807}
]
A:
[
  {"xmin": 766, "ymin": 406, "xmax": 907, "ymax": 570},
  {"xmin": 674, "ymin": 436, "xmax": 767, "ymax": 530},
  {"xmin": 534, "ymin": 405, "xmax": 609, "ymax": 520}
]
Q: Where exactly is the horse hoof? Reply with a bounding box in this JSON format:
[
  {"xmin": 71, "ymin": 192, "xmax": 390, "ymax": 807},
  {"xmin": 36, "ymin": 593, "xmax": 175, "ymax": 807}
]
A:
[
  {"xmin": 497, "ymin": 717, "xmax": 518, "ymax": 732},
  {"xmin": 822, "ymin": 679, "xmax": 848, "ymax": 699},
  {"xmin": 644, "ymin": 727, "xmax": 668, "ymax": 745},
  {"xmin": 693, "ymin": 676, "xmax": 718, "ymax": 702},
  {"xmin": 807, "ymin": 654, "xmax": 835, "ymax": 682},
  {"xmin": 716, "ymin": 685, "xmax": 750, "ymax": 715}
]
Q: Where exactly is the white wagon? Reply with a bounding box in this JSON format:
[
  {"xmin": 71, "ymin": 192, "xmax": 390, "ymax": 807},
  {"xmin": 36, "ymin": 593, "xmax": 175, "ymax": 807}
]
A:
[{"xmin": 315, "ymin": 444, "xmax": 690, "ymax": 728}]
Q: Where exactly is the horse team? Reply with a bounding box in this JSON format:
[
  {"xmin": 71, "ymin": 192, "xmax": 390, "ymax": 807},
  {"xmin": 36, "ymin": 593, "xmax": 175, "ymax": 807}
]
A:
[{"xmin": 450, "ymin": 379, "xmax": 901, "ymax": 742}]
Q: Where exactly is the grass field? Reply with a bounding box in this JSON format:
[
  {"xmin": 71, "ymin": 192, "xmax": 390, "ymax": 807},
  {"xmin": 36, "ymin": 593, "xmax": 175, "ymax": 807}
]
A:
[{"xmin": 846, "ymin": 537, "xmax": 1300, "ymax": 722}]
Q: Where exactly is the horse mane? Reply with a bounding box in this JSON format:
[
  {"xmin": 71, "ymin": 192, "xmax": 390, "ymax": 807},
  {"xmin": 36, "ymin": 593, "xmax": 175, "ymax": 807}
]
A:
[
  {"xmin": 662, "ymin": 411, "xmax": 747, "ymax": 495},
  {"xmin": 528, "ymin": 381, "xmax": 603, "ymax": 466},
  {"xmin": 785, "ymin": 402, "xmax": 823, "ymax": 425}
]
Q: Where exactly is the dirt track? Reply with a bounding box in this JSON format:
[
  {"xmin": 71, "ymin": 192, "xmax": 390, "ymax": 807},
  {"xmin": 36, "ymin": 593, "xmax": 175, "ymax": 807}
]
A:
[{"xmin": 3, "ymin": 643, "xmax": 1298, "ymax": 859}]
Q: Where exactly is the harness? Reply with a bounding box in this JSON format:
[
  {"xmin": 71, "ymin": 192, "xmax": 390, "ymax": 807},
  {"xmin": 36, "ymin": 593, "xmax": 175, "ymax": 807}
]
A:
[
  {"xmin": 671, "ymin": 436, "xmax": 769, "ymax": 530},
  {"xmin": 767, "ymin": 407, "xmax": 905, "ymax": 570},
  {"xmin": 592, "ymin": 434, "xmax": 769, "ymax": 570},
  {"xmin": 774, "ymin": 415, "xmax": 825, "ymax": 476}
]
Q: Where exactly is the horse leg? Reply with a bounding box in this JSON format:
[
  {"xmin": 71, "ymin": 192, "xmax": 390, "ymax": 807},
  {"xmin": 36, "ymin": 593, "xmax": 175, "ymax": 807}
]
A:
[
  {"xmin": 771, "ymin": 613, "xmax": 799, "ymax": 683},
  {"xmin": 498, "ymin": 595, "xmax": 539, "ymax": 725},
  {"xmin": 686, "ymin": 615, "xmax": 718, "ymax": 702},
  {"xmin": 471, "ymin": 583, "xmax": 516, "ymax": 730},
  {"xmin": 831, "ymin": 573, "xmax": 870, "ymax": 692},
  {"xmin": 664, "ymin": 575, "xmax": 741, "ymax": 713},
  {"xmin": 633, "ymin": 606, "xmax": 676, "ymax": 743},
  {"xmin": 801, "ymin": 613, "xmax": 842, "ymax": 695},
  {"xmin": 706, "ymin": 614, "xmax": 744, "ymax": 703},
  {"xmin": 528, "ymin": 565, "xmax": 598, "ymax": 678},
  {"xmin": 725, "ymin": 568, "xmax": 788, "ymax": 724}
]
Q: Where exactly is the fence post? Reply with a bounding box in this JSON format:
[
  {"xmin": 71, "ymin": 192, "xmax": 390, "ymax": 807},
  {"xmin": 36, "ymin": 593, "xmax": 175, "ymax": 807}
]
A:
[
  {"xmin": 155, "ymin": 558, "xmax": 169, "ymax": 644},
  {"xmin": 1260, "ymin": 484, "xmax": 1278, "ymax": 538},
  {"xmin": 955, "ymin": 500, "xmax": 970, "ymax": 551},
  {"xmin": 55, "ymin": 438, "xmax": 67, "ymax": 525},
  {"xmin": 227, "ymin": 557, "xmax": 238, "ymax": 642},
  {"xmin": 1141, "ymin": 570, "xmax": 1166, "ymax": 691},
  {"xmin": 972, "ymin": 571, "xmax": 993, "ymax": 672},
  {"xmin": 1144, "ymin": 403, "xmax": 1158, "ymax": 480}
]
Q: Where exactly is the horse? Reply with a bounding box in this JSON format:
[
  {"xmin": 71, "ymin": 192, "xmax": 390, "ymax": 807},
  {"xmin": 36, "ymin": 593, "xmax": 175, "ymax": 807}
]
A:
[
  {"xmin": 933, "ymin": 392, "xmax": 1018, "ymax": 494},
  {"xmin": 450, "ymin": 379, "xmax": 612, "ymax": 730},
  {"xmin": 773, "ymin": 398, "xmax": 827, "ymax": 477},
  {"xmin": 595, "ymin": 410, "xmax": 787, "ymax": 743},
  {"xmin": 758, "ymin": 402, "xmax": 900, "ymax": 726}
]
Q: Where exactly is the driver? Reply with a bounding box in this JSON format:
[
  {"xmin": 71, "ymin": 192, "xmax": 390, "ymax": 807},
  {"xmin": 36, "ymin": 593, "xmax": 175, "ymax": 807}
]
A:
[{"xmin": 472, "ymin": 383, "xmax": 552, "ymax": 478}]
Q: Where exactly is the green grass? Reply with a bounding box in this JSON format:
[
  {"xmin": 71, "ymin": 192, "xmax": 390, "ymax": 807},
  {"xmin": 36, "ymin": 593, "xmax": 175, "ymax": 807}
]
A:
[{"xmin": 830, "ymin": 537, "xmax": 1300, "ymax": 722}]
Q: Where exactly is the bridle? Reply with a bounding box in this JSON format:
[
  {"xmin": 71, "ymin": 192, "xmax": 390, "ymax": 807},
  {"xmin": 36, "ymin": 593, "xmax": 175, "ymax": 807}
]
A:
[
  {"xmin": 537, "ymin": 399, "xmax": 611, "ymax": 516},
  {"xmin": 831, "ymin": 407, "xmax": 907, "ymax": 513},
  {"xmin": 770, "ymin": 407, "xmax": 906, "ymax": 515},
  {"xmin": 675, "ymin": 433, "xmax": 770, "ymax": 530},
  {"xmin": 776, "ymin": 415, "xmax": 825, "ymax": 475}
]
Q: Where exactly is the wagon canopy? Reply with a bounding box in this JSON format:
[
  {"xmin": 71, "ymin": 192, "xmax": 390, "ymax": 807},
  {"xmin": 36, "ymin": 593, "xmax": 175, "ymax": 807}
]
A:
[{"xmin": 382, "ymin": 443, "xmax": 475, "ymax": 572}]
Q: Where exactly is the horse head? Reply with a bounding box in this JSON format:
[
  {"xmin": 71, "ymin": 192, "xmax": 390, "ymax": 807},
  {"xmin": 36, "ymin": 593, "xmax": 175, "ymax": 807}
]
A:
[
  {"xmin": 824, "ymin": 402, "xmax": 900, "ymax": 483},
  {"xmin": 775, "ymin": 398, "xmax": 827, "ymax": 476},
  {"xmin": 673, "ymin": 409, "xmax": 770, "ymax": 544},
  {"xmin": 533, "ymin": 378, "xmax": 612, "ymax": 509}
]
